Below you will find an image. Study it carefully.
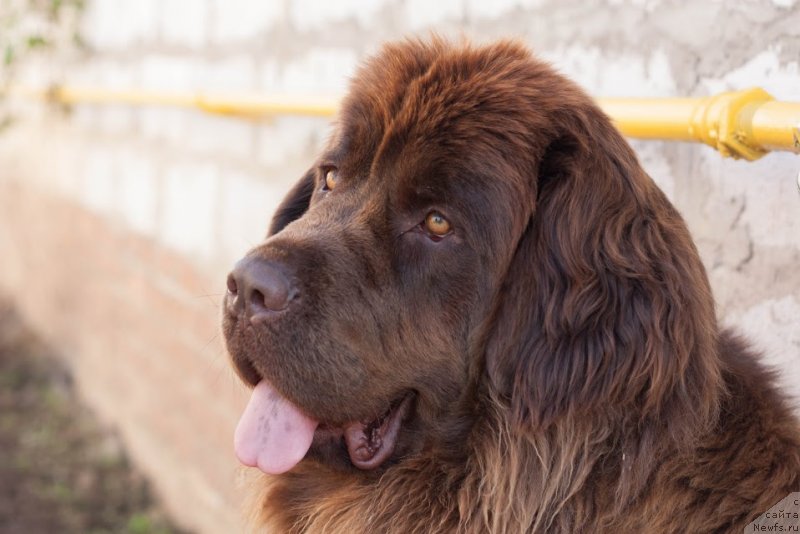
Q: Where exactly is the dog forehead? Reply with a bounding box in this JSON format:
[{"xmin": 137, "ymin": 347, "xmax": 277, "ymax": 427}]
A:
[
  {"xmin": 345, "ymin": 43, "xmax": 527, "ymax": 145},
  {"xmin": 333, "ymin": 39, "xmax": 547, "ymax": 187},
  {"xmin": 322, "ymin": 38, "xmax": 562, "ymax": 231}
]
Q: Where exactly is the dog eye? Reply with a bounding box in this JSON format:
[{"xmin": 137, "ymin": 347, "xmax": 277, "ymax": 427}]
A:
[
  {"xmin": 424, "ymin": 211, "xmax": 451, "ymax": 237},
  {"xmin": 323, "ymin": 168, "xmax": 338, "ymax": 191}
]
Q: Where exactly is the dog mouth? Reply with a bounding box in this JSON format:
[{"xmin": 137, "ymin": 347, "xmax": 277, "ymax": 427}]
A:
[{"xmin": 234, "ymin": 379, "xmax": 415, "ymax": 474}]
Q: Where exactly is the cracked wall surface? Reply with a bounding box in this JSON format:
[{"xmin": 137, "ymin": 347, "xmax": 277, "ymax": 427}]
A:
[{"xmin": 0, "ymin": 1, "xmax": 798, "ymax": 532}]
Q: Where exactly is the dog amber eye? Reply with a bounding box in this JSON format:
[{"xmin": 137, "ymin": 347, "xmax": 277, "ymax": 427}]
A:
[
  {"xmin": 424, "ymin": 212, "xmax": 451, "ymax": 236},
  {"xmin": 324, "ymin": 169, "xmax": 338, "ymax": 191}
]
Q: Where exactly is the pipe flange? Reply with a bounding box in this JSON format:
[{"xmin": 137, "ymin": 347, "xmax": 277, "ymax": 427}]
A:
[{"xmin": 691, "ymin": 88, "xmax": 774, "ymax": 161}]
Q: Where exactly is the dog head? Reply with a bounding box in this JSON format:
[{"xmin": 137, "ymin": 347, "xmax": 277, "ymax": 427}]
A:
[{"xmin": 222, "ymin": 38, "xmax": 720, "ymax": 476}]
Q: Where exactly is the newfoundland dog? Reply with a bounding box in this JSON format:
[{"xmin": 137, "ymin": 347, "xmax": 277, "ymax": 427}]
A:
[{"xmin": 222, "ymin": 38, "xmax": 800, "ymax": 533}]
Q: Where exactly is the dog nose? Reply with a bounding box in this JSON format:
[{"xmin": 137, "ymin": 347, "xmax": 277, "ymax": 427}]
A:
[{"xmin": 226, "ymin": 258, "xmax": 294, "ymax": 321}]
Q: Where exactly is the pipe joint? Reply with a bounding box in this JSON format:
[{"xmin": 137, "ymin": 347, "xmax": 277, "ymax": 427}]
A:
[{"xmin": 690, "ymin": 88, "xmax": 774, "ymax": 161}]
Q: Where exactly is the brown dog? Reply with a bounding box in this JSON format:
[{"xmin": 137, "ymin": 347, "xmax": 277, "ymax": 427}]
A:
[{"xmin": 222, "ymin": 38, "xmax": 800, "ymax": 533}]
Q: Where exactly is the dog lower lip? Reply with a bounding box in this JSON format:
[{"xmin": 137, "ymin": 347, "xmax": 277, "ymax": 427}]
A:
[
  {"xmin": 311, "ymin": 392, "xmax": 415, "ymax": 470},
  {"xmin": 343, "ymin": 392, "xmax": 415, "ymax": 470}
]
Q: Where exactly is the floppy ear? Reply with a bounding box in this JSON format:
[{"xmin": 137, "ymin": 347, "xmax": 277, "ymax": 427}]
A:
[
  {"xmin": 268, "ymin": 169, "xmax": 316, "ymax": 237},
  {"xmin": 485, "ymin": 100, "xmax": 723, "ymax": 438}
]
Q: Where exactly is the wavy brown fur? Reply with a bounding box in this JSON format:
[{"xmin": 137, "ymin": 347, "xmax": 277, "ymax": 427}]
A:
[{"xmin": 227, "ymin": 38, "xmax": 800, "ymax": 533}]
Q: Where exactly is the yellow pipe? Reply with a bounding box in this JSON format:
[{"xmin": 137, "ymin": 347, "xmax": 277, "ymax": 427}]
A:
[
  {"xmin": 5, "ymin": 85, "xmax": 800, "ymax": 160},
  {"xmin": 599, "ymin": 88, "xmax": 800, "ymax": 160},
  {"xmin": 8, "ymin": 86, "xmax": 341, "ymax": 118}
]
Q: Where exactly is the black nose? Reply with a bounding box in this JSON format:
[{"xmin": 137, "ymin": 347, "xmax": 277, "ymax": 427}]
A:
[{"xmin": 226, "ymin": 258, "xmax": 295, "ymax": 322}]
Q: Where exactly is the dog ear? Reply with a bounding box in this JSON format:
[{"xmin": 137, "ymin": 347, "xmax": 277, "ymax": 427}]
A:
[
  {"xmin": 485, "ymin": 98, "xmax": 723, "ymax": 438},
  {"xmin": 268, "ymin": 169, "xmax": 316, "ymax": 236}
]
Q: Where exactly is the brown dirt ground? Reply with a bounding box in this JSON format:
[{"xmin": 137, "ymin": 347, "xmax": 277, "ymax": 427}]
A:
[{"xmin": 0, "ymin": 299, "xmax": 189, "ymax": 534}]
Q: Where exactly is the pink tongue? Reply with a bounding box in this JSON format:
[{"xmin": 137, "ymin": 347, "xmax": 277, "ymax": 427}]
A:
[{"xmin": 234, "ymin": 381, "xmax": 319, "ymax": 474}]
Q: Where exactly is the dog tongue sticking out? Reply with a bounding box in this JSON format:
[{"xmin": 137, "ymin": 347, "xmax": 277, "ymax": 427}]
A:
[{"xmin": 234, "ymin": 381, "xmax": 319, "ymax": 475}]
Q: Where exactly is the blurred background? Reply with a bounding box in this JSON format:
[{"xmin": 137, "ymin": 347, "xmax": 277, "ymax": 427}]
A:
[{"xmin": 0, "ymin": 0, "xmax": 798, "ymax": 532}]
